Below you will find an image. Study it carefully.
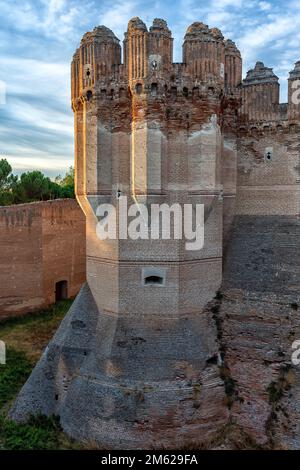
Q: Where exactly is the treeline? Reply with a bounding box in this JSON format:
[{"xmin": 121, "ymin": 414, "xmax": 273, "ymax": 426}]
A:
[{"xmin": 0, "ymin": 158, "xmax": 75, "ymax": 206}]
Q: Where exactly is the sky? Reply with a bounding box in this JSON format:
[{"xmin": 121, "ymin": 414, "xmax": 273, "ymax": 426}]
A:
[{"xmin": 0, "ymin": 0, "xmax": 299, "ymax": 178}]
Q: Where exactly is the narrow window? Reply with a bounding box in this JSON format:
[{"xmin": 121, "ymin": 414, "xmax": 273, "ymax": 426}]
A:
[
  {"xmin": 142, "ymin": 267, "xmax": 166, "ymax": 287},
  {"xmin": 265, "ymin": 147, "xmax": 273, "ymax": 162},
  {"xmin": 136, "ymin": 83, "xmax": 143, "ymax": 95},
  {"xmin": 151, "ymin": 83, "xmax": 158, "ymax": 96},
  {"xmin": 183, "ymin": 87, "xmax": 188, "ymax": 98}
]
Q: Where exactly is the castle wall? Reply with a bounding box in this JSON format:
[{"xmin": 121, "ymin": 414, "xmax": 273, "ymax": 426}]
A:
[
  {"xmin": 0, "ymin": 199, "xmax": 86, "ymax": 320},
  {"xmin": 10, "ymin": 16, "xmax": 300, "ymax": 449},
  {"xmin": 0, "ymin": 203, "xmax": 43, "ymax": 319},
  {"xmin": 236, "ymin": 124, "xmax": 300, "ymax": 215},
  {"xmin": 221, "ymin": 213, "xmax": 300, "ymax": 447},
  {"xmin": 219, "ymin": 115, "xmax": 300, "ymax": 446},
  {"xmin": 41, "ymin": 199, "xmax": 86, "ymax": 306}
]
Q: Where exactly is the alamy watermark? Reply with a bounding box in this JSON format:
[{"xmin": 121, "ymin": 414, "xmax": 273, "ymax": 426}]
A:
[
  {"xmin": 291, "ymin": 340, "xmax": 300, "ymax": 366},
  {"xmin": 96, "ymin": 196, "xmax": 205, "ymax": 251},
  {"xmin": 0, "ymin": 340, "xmax": 6, "ymax": 365}
]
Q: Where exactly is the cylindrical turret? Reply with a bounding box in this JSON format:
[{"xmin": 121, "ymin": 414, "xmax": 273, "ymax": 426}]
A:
[
  {"xmin": 224, "ymin": 39, "xmax": 242, "ymax": 93},
  {"xmin": 240, "ymin": 61, "xmax": 280, "ymax": 122},
  {"xmin": 148, "ymin": 18, "xmax": 173, "ymax": 75},
  {"xmin": 288, "ymin": 61, "xmax": 300, "ymax": 119},
  {"xmin": 71, "ymin": 25, "xmax": 121, "ymax": 104},
  {"xmin": 124, "ymin": 17, "xmax": 148, "ymax": 86},
  {"xmin": 183, "ymin": 22, "xmax": 225, "ymax": 87},
  {"xmin": 71, "ymin": 49, "xmax": 80, "ymax": 106}
]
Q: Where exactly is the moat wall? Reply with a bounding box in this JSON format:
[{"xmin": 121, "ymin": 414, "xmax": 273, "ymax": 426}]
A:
[
  {"xmin": 0, "ymin": 199, "xmax": 86, "ymax": 320},
  {"xmin": 219, "ymin": 124, "xmax": 300, "ymax": 448}
]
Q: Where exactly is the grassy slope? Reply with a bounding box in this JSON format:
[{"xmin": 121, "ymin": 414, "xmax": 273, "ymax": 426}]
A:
[
  {"xmin": 0, "ymin": 300, "xmax": 82, "ymax": 450},
  {"xmin": 0, "ymin": 297, "xmax": 263, "ymax": 450}
]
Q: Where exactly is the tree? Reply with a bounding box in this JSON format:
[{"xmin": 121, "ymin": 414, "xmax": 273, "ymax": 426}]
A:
[
  {"xmin": 0, "ymin": 158, "xmax": 17, "ymax": 205},
  {"xmin": 55, "ymin": 166, "xmax": 75, "ymax": 199},
  {"xmin": 0, "ymin": 159, "xmax": 75, "ymax": 206},
  {"xmin": 12, "ymin": 171, "xmax": 61, "ymax": 203}
]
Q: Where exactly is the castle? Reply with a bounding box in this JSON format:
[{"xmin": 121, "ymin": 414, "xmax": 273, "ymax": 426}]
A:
[{"xmin": 10, "ymin": 19, "xmax": 300, "ymax": 449}]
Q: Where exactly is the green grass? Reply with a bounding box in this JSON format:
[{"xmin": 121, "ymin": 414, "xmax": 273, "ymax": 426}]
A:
[
  {"xmin": 0, "ymin": 299, "xmax": 82, "ymax": 450},
  {"xmin": 0, "ymin": 348, "xmax": 33, "ymax": 410},
  {"xmin": 0, "ymin": 299, "xmax": 73, "ymax": 362},
  {"xmin": 0, "ymin": 415, "xmax": 64, "ymax": 450}
]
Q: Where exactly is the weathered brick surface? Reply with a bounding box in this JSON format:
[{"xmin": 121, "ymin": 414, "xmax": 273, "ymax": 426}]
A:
[
  {"xmin": 0, "ymin": 199, "xmax": 86, "ymax": 319},
  {"xmin": 10, "ymin": 17, "xmax": 300, "ymax": 449},
  {"xmin": 221, "ymin": 215, "xmax": 300, "ymax": 448}
]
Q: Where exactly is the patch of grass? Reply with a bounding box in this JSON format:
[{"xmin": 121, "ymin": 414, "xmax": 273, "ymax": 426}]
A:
[
  {"xmin": 0, "ymin": 299, "xmax": 73, "ymax": 363},
  {"xmin": 0, "ymin": 300, "xmax": 81, "ymax": 450},
  {"xmin": 214, "ymin": 291, "xmax": 223, "ymax": 301},
  {"xmin": 0, "ymin": 414, "xmax": 81, "ymax": 450},
  {"xmin": 265, "ymin": 365, "xmax": 297, "ymax": 447},
  {"xmin": 267, "ymin": 381, "xmax": 284, "ymax": 404},
  {"xmin": 0, "ymin": 415, "xmax": 60, "ymax": 450},
  {"xmin": 219, "ymin": 365, "xmax": 239, "ymax": 409},
  {"xmin": 209, "ymin": 294, "xmax": 240, "ymax": 408},
  {"xmin": 267, "ymin": 365, "xmax": 295, "ymax": 405},
  {"xmin": 0, "ymin": 348, "xmax": 33, "ymax": 410}
]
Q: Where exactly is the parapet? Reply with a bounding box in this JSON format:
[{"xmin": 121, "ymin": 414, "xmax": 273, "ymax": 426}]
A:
[
  {"xmin": 243, "ymin": 61, "xmax": 279, "ymax": 86},
  {"xmin": 240, "ymin": 61, "xmax": 280, "ymax": 123},
  {"xmin": 127, "ymin": 16, "xmax": 147, "ymax": 32},
  {"xmin": 81, "ymin": 25, "xmax": 120, "ymax": 44},
  {"xmin": 150, "ymin": 18, "xmax": 171, "ymax": 34},
  {"xmin": 288, "ymin": 61, "xmax": 300, "ymax": 119},
  {"xmin": 71, "ymin": 17, "xmax": 242, "ymax": 106},
  {"xmin": 289, "ymin": 60, "xmax": 300, "ymax": 79},
  {"xmin": 240, "ymin": 59, "xmax": 300, "ymax": 125},
  {"xmin": 224, "ymin": 39, "xmax": 242, "ymax": 92}
]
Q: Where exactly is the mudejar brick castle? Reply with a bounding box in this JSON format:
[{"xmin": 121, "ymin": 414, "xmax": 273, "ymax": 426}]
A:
[{"xmin": 10, "ymin": 18, "xmax": 300, "ymax": 449}]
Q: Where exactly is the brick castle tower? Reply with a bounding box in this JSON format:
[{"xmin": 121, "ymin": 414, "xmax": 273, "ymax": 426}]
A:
[
  {"xmin": 9, "ymin": 13, "xmax": 300, "ymax": 449},
  {"xmin": 10, "ymin": 18, "xmax": 242, "ymax": 448}
]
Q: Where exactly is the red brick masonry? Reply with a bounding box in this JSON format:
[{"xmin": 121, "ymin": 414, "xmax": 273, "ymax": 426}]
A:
[{"xmin": 0, "ymin": 199, "xmax": 86, "ymax": 320}]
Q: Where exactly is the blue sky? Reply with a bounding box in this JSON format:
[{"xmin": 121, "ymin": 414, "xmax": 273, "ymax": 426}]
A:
[{"xmin": 0, "ymin": 0, "xmax": 299, "ymax": 178}]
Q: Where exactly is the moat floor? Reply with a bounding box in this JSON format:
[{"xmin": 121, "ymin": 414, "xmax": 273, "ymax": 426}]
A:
[{"xmin": 0, "ymin": 300, "xmax": 83, "ymax": 450}]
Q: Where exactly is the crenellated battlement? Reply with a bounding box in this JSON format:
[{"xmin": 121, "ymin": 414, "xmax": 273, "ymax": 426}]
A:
[
  {"xmin": 71, "ymin": 17, "xmax": 300, "ymax": 131},
  {"xmin": 12, "ymin": 16, "xmax": 300, "ymax": 450},
  {"xmin": 71, "ymin": 17, "xmax": 242, "ymax": 110},
  {"xmin": 239, "ymin": 60, "xmax": 300, "ymax": 126}
]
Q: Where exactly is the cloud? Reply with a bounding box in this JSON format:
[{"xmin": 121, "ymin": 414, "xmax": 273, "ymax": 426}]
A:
[
  {"xmin": 98, "ymin": 0, "xmax": 139, "ymax": 38},
  {"xmin": 259, "ymin": 1, "xmax": 271, "ymax": 10}
]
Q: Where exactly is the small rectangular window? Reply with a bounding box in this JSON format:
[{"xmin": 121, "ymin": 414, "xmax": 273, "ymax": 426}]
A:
[
  {"xmin": 142, "ymin": 267, "xmax": 166, "ymax": 287},
  {"xmin": 144, "ymin": 275, "xmax": 163, "ymax": 286},
  {"xmin": 264, "ymin": 147, "xmax": 273, "ymax": 161}
]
